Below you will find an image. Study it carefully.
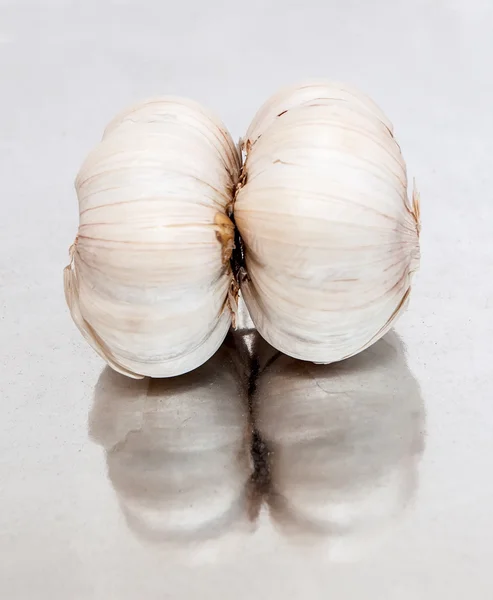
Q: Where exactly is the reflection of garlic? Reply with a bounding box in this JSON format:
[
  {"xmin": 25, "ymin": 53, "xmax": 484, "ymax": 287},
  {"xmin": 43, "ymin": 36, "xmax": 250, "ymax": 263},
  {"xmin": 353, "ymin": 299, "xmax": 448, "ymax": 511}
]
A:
[
  {"xmin": 64, "ymin": 98, "xmax": 240, "ymax": 378},
  {"xmin": 89, "ymin": 336, "xmax": 254, "ymax": 559},
  {"xmin": 253, "ymin": 332, "xmax": 425, "ymax": 561},
  {"xmin": 235, "ymin": 81, "xmax": 421, "ymax": 363}
]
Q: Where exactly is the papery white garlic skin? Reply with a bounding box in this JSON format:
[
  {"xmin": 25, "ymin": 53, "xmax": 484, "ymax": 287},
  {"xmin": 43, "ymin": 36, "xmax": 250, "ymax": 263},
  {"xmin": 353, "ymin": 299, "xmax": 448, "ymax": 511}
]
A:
[
  {"xmin": 64, "ymin": 98, "xmax": 240, "ymax": 378},
  {"xmin": 235, "ymin": 81, "xmax": 420, "ymax": 363}
]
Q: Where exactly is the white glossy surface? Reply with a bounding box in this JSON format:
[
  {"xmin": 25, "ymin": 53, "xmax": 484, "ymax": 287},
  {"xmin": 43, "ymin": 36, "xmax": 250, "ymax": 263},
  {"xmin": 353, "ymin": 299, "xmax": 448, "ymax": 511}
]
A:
[{"xmin": 1, "ymin": 1, "xmax": 493, "ymax": 598}]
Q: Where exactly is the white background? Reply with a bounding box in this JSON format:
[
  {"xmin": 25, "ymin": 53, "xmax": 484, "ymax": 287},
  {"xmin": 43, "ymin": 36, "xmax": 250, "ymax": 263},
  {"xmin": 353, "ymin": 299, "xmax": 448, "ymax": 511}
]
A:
[{"xmin": 1, "ymin": 1, "xmax": 492, "ymax": 598}]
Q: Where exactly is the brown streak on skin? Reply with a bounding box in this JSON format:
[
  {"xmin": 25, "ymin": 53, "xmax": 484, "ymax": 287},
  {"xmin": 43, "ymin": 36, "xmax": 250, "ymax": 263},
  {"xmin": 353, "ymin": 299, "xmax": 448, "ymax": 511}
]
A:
[
  {"xmin": 69, "ymin": 235, "xmax": 79, "ymax": 260},
  {"xmin": 80, "ymin": 195, "xmax": 226, "ymax": 215},
  {"xmin": 273, "ymin": 159, "xmax": 297, "ymax": 166},
  {"xmin": 214, "ymin": 212, "xmax": 235, "ymax": 265},
  {"xmin": 77, "ymin": 169, "xmax": 233, "ymax": 206}
]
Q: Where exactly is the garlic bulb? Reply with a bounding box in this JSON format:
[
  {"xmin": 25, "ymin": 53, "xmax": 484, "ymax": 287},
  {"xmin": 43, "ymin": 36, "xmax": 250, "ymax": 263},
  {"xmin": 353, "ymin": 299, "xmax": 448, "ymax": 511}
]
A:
[
  {"xmin": 235, "ymin": 81, "xmax": 420, "ymax": 363},
  {"xmin": 252, "ymin": 332, "xmax": 425, "ymax": 560},
  {"xmin": 89, "ymin": 336, "xmax": 254, "ymax": 557},
  {"xmin": 64, "ymin": 98, "xmax": 240, "ymax": 378}
]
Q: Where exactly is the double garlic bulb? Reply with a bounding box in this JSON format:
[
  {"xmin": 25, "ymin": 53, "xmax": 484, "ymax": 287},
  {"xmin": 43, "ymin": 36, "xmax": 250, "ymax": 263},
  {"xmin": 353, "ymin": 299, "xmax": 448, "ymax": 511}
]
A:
[{"xmin": 65, "ymin": 82, "xmax": 420, "ymax": 377}]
